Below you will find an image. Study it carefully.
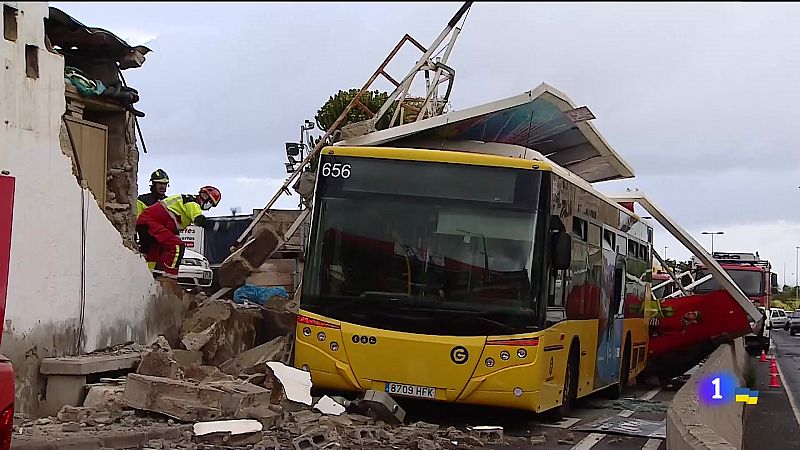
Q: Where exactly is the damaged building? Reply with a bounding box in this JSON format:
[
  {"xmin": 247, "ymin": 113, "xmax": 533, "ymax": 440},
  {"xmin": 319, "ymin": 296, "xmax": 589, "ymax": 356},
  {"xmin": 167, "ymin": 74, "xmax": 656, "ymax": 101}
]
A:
[{"xmin": 0, "ymin": 3, "xmax": 186, "ymax": 415}]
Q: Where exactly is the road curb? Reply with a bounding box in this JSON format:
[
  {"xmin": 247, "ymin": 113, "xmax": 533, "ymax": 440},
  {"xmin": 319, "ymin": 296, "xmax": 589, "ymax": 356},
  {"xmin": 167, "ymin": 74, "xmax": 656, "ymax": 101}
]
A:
[{"xmin": 11, "ymin": 425, "xmax": 192, "ymax": 450}]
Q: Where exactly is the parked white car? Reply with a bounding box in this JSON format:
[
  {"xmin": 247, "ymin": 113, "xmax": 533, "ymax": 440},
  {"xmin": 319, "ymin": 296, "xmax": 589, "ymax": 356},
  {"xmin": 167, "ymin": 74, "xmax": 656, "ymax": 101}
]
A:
[
  {"xmin": 178, "ymin": 249, "xmax": 213, "ymax": 288},
  {"xmin": 770, "ymin": 307, "xmax": 789, "ymax": 330}
]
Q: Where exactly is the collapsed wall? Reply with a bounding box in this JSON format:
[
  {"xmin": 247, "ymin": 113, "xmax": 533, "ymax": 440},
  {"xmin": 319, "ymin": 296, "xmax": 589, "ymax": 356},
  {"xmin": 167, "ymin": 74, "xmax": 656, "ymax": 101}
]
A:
[{"xmin": 0, "ymin": 3, "xmax": 173, "ymax": 415}]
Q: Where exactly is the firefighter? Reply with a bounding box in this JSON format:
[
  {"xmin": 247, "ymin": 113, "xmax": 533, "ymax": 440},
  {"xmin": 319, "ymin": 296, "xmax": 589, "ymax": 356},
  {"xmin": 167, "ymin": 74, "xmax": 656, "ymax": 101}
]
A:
[
  {"xmin": 136, "ymin": 186, "xmax": 221, "ymax": 279},
  {"xmin": 136, "ymin": 169, "xmax": 170, "ymax": 217}
]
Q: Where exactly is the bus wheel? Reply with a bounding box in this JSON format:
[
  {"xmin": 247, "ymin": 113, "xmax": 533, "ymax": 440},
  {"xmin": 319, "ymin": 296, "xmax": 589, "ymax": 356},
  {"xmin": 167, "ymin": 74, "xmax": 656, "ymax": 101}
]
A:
[
  {"xmin": 550, "ymin": 346, "xmax": 579, "ymax": 419},
  {"xmin": 607, "ymin": 341, "xmax": 631, "ymax": 399}
]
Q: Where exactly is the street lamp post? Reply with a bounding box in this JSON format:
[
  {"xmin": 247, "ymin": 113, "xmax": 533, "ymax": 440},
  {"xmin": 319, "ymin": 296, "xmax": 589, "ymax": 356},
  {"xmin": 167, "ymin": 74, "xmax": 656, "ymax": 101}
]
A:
[
  {"xmin": 796, "ymin": 247, "xmax": 799, "ymax": 303},
  {"xmin": 701, "ymin": 231, "xmax": 724, "ymax": 254}
]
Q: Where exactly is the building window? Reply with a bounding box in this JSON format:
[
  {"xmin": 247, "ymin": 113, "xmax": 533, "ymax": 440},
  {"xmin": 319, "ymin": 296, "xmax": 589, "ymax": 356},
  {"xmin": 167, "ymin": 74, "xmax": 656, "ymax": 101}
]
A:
[
  {"xmin": 25, "ymin": 45, "xmax": 39, "ymax": 79},
  {"xmin": 3, "ymin": 5, "xmax": 17, "ymax": 42},
  {"xmin": 572, "ymin": 217, "xmax": 588, "ymax": 241}
]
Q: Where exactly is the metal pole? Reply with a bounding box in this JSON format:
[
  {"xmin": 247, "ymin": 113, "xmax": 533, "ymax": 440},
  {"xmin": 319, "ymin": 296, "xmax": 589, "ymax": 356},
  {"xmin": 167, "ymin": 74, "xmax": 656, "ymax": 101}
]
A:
[
  {"xmin": 794, "ymin": 247, "xmax": 800, "ymax": 302},
  {"xmin": 711, "ymin": 235, "xmax": 715, "ymax": 254}
]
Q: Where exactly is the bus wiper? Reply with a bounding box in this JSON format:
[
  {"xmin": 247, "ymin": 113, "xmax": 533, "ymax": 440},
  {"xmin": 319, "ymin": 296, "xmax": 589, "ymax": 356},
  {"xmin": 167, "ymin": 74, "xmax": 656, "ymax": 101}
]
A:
[{"xmin": 360, "ymin": 291, "xmax": 411, "ymax": 301}]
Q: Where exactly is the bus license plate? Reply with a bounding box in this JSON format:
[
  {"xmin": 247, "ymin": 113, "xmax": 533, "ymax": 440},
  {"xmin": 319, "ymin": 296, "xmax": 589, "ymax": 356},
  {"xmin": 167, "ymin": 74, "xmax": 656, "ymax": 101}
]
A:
[{"xmin": 385, "ymin": 382, "xmax": 436, "ymax": 399}]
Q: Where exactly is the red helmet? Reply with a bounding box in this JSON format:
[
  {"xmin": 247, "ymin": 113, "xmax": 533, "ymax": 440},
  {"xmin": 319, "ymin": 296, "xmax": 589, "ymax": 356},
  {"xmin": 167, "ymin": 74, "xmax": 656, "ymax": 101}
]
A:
[{"xmin": 199, "ymin": 185, "xmax": 221, "ymax": 210}]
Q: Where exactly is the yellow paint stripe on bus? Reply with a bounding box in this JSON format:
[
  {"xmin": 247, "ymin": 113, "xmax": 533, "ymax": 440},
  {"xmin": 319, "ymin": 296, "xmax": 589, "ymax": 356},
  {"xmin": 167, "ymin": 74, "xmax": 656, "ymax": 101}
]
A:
[{"xmin": 325, "ymin": 146, "xmax": 553, "ymax": 171}]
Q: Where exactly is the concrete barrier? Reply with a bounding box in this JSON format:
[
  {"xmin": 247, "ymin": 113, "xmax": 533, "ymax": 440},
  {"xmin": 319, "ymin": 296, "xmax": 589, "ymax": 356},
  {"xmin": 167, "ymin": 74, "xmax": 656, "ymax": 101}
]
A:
[{"xmin": 666, "ymin": 338, "xmax": 748, "ymax": 450}]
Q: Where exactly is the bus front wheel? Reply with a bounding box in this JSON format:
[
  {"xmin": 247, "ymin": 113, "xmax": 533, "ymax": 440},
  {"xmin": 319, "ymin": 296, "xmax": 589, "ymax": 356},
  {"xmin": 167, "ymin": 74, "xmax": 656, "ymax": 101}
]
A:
[{"xmin": 549, "ymin": 345, "xmax": 579, "ymax": 419}]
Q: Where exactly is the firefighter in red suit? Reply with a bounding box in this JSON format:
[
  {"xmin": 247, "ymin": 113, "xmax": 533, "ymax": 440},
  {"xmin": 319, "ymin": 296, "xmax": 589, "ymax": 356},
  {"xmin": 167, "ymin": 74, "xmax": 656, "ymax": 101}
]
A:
[{"xmin": 136, "ymin": 186, "xmax": 221, "ymax": 278}]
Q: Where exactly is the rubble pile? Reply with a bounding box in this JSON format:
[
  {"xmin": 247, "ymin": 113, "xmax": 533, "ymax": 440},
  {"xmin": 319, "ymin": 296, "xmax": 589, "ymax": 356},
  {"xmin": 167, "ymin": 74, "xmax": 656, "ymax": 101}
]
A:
[{"xmin": 17, "ymin": 293, "xmax": 524, "ymax": 449}]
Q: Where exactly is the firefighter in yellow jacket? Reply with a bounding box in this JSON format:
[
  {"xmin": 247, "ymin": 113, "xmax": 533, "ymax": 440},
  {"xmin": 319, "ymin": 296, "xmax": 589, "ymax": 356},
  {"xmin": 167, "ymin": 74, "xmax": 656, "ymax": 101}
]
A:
[
  {"xmin": 136, "ymin": 186, "xmax": 221, "ymax": 278},
  {"xmin": 136, "ymin": 169, "xmax": 170, "ymax": 217}
]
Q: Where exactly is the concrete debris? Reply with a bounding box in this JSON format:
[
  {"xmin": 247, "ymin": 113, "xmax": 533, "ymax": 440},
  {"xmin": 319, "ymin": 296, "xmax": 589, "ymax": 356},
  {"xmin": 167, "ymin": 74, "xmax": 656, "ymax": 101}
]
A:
[
  {"xmin": 412, "ymin": 437, "xmax": 441, "ymax": 450},
  {"xmin": 180, "ymin": 299, "xmax": 264, "ymax": 366},
  {"xmin": 137, "ymin": 337, "xmax": 186, "ymax": 380},
  {"xmin": 313, "ymin": 396, "xmax": 346, "ymax": 416},
  {"xmin": 292, "ymin": 426, "xmax": 340, "ymax": 450},
  {"xmin": 265, "ymin": 361, "xmax": 313, "ymax": 406},
  {"xmin": 254, "ymin": 437, "xmax": 281, "ymax": 450},
  {"xmin": 234, "ymin": 404, "xmax": 282, "ymax": 429},
  {"xmin": 557, "ymin": 432, "xmax": 576, "ymax": 445},
  {"xmin": 192, "ymin": 419, "xmax": 263, "ymax": 436},
  {"xmin": 172, "ymin": 350, "xmax": 203, "ymax": 368},
  {"xmin": 61, "ymin": 422, "xmax": 81, "ymax": 432},
  {"xmin": 530, "ymin": 434, "xmax": 547, "ymax": 445},
  {"xmin": 83, "ymin": 384, "xmax": 126, "ymax": 411},
  {"xmin": 468, "ymin": 425, "xmax": 503, "ymax": 444},
  {"xmin": 181, "ymin": 325, "xmax": 217, "ymax": 352},
  {"xmin": 220, "ymin": 336, "xmax": 291, "ymax": 375},
  {"xmin": 56, "ymin": 405, "xmax": 93, "ymax": 424},
  {"xmin": 184, "ymin": 365, "xmax": 236, "ymax": 383}
]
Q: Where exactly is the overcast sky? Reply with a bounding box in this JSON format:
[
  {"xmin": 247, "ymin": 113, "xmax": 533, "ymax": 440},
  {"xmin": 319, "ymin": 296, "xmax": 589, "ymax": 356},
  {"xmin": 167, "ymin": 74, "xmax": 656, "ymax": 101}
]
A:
[{"xmin": 52, "ymin": 2, "xmax": 800, "ymax": 284}]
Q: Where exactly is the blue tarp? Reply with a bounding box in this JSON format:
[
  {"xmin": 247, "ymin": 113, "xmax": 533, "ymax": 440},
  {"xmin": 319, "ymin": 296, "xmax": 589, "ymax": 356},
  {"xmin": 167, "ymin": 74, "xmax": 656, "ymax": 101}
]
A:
[
  {"xmin": 233, "ymin": 284, "xmax": 289, "ymax": 306},
  {"xmin": 203, "ymin": 217, "xmax": 252, "ymax": 264}
]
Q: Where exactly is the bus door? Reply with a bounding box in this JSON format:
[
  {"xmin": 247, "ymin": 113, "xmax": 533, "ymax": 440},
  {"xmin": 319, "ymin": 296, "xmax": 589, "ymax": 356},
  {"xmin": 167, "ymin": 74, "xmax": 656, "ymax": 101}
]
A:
[{"xmin": 608, "ymin": 254, "xmax": 626, "ymax": 382}]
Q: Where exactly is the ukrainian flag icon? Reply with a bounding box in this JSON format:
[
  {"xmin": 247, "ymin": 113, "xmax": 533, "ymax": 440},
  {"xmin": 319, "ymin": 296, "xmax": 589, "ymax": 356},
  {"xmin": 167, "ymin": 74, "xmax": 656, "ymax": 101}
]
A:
[{"xmin": 735, "ymin": 388, "xmax": 759, "ymax": 404}]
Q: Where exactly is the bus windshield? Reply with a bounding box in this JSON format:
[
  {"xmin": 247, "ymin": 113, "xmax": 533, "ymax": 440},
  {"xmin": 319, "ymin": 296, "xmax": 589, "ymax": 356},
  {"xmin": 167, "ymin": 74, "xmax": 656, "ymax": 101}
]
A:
[
  {"xmin": 302, "ymin": 155, "xmax": 543, "ymax": 336},
  {"xmin": 694, "ymin": 268, "xmax": 765, "ymax": 297}
]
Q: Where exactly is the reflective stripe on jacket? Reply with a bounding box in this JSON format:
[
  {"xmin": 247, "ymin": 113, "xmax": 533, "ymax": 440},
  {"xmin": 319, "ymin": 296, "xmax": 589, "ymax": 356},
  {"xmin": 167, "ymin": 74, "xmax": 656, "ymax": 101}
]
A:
[{"xmin": 161, "ymin": 194, "xmax": 203, "ymax": 230}]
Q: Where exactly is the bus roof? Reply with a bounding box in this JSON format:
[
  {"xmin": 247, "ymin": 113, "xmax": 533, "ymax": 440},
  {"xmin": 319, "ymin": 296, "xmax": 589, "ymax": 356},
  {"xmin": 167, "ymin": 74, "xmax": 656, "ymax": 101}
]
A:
[
  {"xmin": 337, "ymin": 83, "xmax": 635, "ymax": 183},
  {"xmin": 325, "ymin": 146, "xmax": 553, "ymax": 171}
]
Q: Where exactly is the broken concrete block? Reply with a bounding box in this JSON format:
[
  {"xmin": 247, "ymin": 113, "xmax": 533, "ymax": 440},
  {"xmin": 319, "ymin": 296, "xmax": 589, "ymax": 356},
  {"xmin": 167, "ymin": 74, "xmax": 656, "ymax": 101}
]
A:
[
  {"xmin": 254, "ymin": 437, "xmax": 281, "ymax": 450},
  {"xmin": 83, "ymin": 384, "xmax": 126, "ymax": 411},
  {"xmin": 220, "ymin": 336, "xmax": 290, "ymax": 376},
  {"xmin": 123, "ymin": 373, "xmax": 225, "ymax": 422},
  {"xmin": 557, "ymin": 432, "xmax": 575, "ymax": 445},
  {"xmin": 292, "ymin": 427, "xmax": 340, "ymax": 450},
  {"xmin": 138, "ymin": 350, "xmax": 185, "ymax": 380},
  {"xmin": 530, "ymin": 434, "xmax": 547, "ymax": 445},
  {"xmin": 182, "ymin": 324, "xmax": 217, "ymax": 352},
  {"xmin": 265, "ymin": 362, "xmax": 312, "ymax": 406},
  {"xmin": 219, "ymin": 222, "xmax": 282, "ymax": 288},
  {"xmin": 468, "ymin": 426, "xmax": 503, "ymax": 444},
  {"xmin": 184, "ymin": 365, "xmax": 236, "ymax": 383},
  {"xmin": 62, "ymin": 422, "xmax": 81, "ymax": 432},
  {"xmin": 360, "ymin": 390, "xmax": 406, "ymax": 425},
  {"xmin": 234, "ymin": 405, "xmax": 282, "ymax": 429},
  {"xmin": 203, "ymin": 379, "xmax": 272, "ymax": 417},
  {"xmin": 56, "ymin": 405, "xmax": 93, "ymax": 424},
  {"xmin": 413, "ymin": 437, "xmax": 441, "ymax": 450},
  {"xmin": 172, "ymin": 350, "xmax": 203, "ymax": 368}
]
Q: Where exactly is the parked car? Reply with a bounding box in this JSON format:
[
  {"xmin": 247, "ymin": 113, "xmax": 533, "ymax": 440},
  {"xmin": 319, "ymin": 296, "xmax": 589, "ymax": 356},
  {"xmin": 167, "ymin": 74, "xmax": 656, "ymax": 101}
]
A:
[
  {"xmin": 770, "ymin": 307, "xmax": 789, "ymax": 330},
  {"xmin": 786, "ymin": 311, "xmax": 800, "ymax": 335},
  {"xmin": 178, "ymin": 249, "xmax": 213, "ymax": 288}
]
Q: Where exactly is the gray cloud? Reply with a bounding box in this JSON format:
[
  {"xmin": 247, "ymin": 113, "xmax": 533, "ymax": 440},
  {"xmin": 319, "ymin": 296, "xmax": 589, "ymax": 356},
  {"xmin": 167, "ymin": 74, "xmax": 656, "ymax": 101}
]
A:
[{"xmin": 53, "ymin": 2, "xmax": 800, "ymax": 250}]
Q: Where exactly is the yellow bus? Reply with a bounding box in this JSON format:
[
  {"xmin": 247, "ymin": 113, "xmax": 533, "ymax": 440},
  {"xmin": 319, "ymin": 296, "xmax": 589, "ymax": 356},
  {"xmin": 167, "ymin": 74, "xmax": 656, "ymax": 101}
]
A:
[{"xmin": 294, "ymin": 145, "xmax": 652, "ymax": 415}]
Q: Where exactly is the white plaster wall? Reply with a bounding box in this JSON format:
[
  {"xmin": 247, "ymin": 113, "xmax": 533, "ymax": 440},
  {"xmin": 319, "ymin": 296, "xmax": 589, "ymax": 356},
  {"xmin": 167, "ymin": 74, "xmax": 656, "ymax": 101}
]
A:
[{"xmin": 0, "ymin": 3, "xmax": 159, "ymax": 353}]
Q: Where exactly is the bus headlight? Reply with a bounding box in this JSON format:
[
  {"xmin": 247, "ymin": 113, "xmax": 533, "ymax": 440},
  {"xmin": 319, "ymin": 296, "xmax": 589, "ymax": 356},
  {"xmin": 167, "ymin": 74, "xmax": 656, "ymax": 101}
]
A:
[
  {"xmin": 330, "ymin": 342, "xmax": 339, "ymax": 352},
  {"xmin": 485, "ymin": 357, "xmax": 495, "ymax": 368},
  {"xmin": 301, "ymin": 364, "xmax": 310, "ymax": 372},
  {"xmin": 517, "ymin": 348, "xmax": 527, "ymax": 359},
  {"xmin": 303, "ymin": 327, "xmax": 311, "ymax": 337},
  {"xmin": 317, "ymin": 332, "xmax": 326, "ymax": 342},
  {"xmin": 500, "ymin": 351, "xmax": 510, "ymax": 361}
]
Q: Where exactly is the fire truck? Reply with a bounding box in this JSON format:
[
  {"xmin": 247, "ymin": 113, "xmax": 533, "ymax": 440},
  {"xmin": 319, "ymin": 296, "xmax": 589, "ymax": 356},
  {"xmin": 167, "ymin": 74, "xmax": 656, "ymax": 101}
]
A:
[{"xmin": 693, "ymin": 251, "xmax": 774, "ymax": 354}]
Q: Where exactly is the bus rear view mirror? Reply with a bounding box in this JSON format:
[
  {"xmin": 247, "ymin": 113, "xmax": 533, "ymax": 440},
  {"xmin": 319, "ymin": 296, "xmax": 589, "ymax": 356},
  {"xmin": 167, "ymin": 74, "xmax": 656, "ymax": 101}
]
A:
[{"xmin": 553, "ymin": 232, "xmax": 572, "ymax": 270}]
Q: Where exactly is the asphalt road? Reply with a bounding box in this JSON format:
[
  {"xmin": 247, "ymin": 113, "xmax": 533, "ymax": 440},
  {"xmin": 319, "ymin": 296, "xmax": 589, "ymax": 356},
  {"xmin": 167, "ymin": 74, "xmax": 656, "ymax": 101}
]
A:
[
  {"xmin": 743, "ymin": 329, "xmax": 800, "ymax": 450},
  {"xmin": 398, "ymin": 381, "xmax": 672, "ymax": 450}
]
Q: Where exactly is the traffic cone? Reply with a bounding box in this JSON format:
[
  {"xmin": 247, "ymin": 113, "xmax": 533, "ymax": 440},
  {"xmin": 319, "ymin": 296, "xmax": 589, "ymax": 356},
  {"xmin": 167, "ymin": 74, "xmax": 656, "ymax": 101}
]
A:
[
  {"xmin": 761, "ymin": 350, "xmax": 768, "ymax": 362},
  {"xmin": 770, "ymin": 372, "xmax": 781, "ymax": 388},
  {"xmin": 770, "ymin": 361, "xmax": 778, "ymax": 376}
]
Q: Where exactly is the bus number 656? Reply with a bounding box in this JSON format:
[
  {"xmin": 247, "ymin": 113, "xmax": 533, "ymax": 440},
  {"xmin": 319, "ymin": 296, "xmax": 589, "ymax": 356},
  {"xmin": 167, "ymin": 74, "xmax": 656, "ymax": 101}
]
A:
[{"xmin": 321, "ymin": 162, "xmax": 351, "ymax": 178}]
